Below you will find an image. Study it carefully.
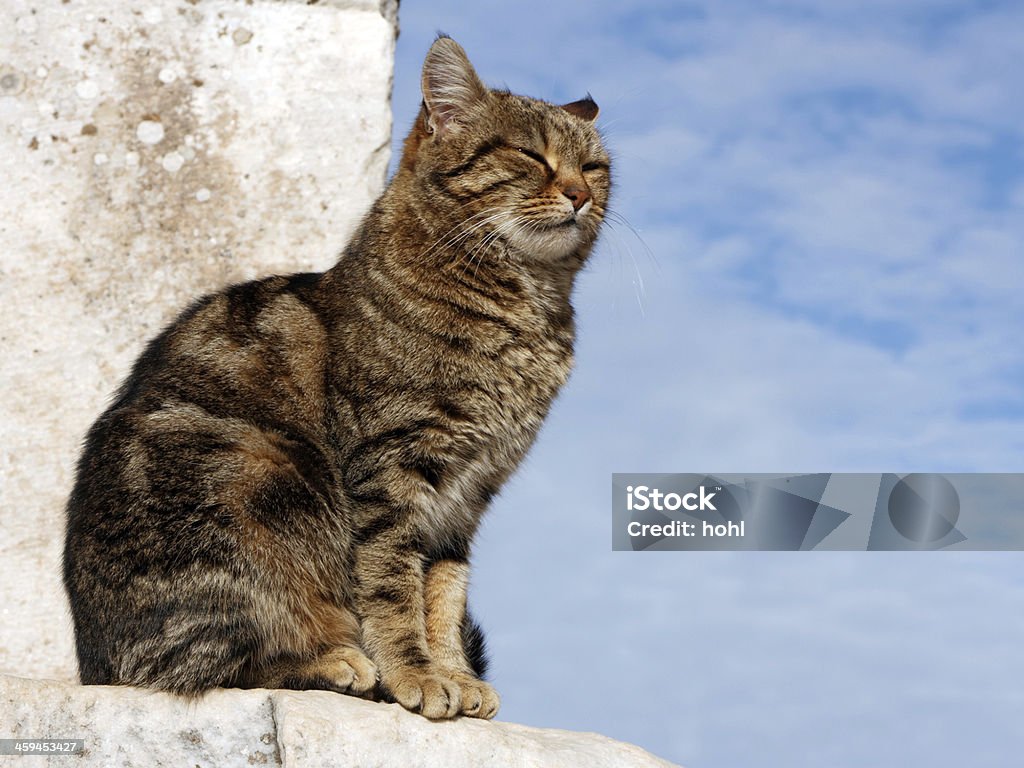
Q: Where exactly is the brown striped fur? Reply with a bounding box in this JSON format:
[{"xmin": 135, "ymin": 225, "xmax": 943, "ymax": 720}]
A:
[{"xmin": 63, "ymin": 36, "xmax": 610, "ymax": 720}]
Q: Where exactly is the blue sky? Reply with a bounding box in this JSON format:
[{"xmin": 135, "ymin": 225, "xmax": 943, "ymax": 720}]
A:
[{"xmin": 390, "ymin": 3, "xmax": 1023, "ymax": 767}]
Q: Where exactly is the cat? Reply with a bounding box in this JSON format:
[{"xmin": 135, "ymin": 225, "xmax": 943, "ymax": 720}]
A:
[{"xmin": 62, "ymin": 35, "xmax": 610, "ymax": 721}]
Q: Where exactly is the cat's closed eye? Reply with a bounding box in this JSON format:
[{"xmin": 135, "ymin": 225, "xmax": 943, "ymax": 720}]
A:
[{"xmin": 515, "ymin": 146, "xmax": 549, "ymax": 168}]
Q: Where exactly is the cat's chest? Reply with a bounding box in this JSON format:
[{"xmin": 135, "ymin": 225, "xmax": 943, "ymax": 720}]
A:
[
  {"xmin": 458, "ymin": 320, "xmax": 573, "ymax": 437},
  {"xmin": 332, "ymin": 308, "xmax": 574, "ymax": 546}
]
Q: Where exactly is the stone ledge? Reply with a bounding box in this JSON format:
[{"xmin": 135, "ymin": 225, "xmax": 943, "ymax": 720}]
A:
[{"xmin": 0, "ymin": 674, "xmax": 680, "ymax": 767}]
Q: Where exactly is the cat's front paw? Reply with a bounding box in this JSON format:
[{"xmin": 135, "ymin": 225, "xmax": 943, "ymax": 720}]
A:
[
  {"xmin": 381, "ymin": 668, "xmax": 462, "ymax": 719},
  {"xmin": 317, "ymin": 645, "xmax": 379, "ymax": 696},
  {"xmin": 447, "ymin": 673, "xmax": 500, "ymax": 719}
]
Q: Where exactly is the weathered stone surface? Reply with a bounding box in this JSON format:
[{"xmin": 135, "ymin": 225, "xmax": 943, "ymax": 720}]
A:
[
  {"xmin": 0, "ymin": 675, "xmax": 682, "ymax": 767},
  {"xmin": 0, "ymin": 0, "xmax": 396, "ymax": 681}
]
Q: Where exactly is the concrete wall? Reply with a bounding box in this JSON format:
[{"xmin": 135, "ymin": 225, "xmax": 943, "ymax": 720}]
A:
[{"xmin": 0, "ymin": 0, "xmax": 397, "ymax": 681}]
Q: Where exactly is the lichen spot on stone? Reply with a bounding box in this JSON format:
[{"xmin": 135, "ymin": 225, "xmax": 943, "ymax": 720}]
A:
[
  {"xmin": 1, "ymin": 70, "xmax": 25, "ymax": 95},
  {"xmin": 161, "ymin": 151, "xmax": 185, "ymax": 173},
  {"xmin": 75, "ymin": 79, "xmax": 99, "ymax": 100},
  {"xmin": 136, "ymin": 120, "xmax": 164, "ymax": 145},
  {"xmin": 232, "ymin": 28, "xmax": 254, "ymax": 46}
]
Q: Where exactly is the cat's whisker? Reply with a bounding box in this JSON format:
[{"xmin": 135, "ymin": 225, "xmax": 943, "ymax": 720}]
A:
[
  {"xmin": 449, "ymin": 211, "xmax": 515, "ymax": 276},
  {"xmin": 603, "ymin": 208, "xmax": 658, "ymax": 272},
  {"xmin": 594, "ymin": 215, "xmax": 650, "ymax": 318},
  {"xmin": 433, "ymin": 212, "xmax": 514, "ymax": 278},
  {"xmin": 462, "ymin": 213, "xmax": 518, "ymax": 279},
  {"xmin": 476, "ymin": 213, "xmax": 527, "ymax": 264},
  {"xmin": 418, "ymin": 207, "xmax": 508, "ymax": 263}
]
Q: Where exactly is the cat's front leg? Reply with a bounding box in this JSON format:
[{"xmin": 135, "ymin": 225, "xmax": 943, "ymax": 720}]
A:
[
  {"xmin": 354, "ymin": 535, "xmax": 464, "ymax": 719},
  {"xmin": 424, "ymin": 559, "xmax": 500, "ymax": 719}
]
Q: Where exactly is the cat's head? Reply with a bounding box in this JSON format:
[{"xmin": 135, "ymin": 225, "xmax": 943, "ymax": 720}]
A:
[{"xmin": 399, "ymin": 36, "xmax": 610, "ymax": 265}]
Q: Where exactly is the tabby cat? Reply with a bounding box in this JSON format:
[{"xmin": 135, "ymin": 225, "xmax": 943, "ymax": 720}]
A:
[{"xmin": 63, "ymin": 35, "xmax": 609, "ymax": 720}]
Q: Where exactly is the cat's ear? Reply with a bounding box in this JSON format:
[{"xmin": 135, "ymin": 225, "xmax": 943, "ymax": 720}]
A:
[
  {"xmin": 561, "ymin": 95, "xmax": 600, "ymax": 122},
  {"xmin": 421, "ymin": 35, "xmax": 487, "ymax": 137}
]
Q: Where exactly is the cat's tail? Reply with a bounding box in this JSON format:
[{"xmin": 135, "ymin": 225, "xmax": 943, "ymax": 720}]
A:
[
  {"xmin": 462, "ymin": 608, "xmax": 490, "ymax": 680},
  {"xmin": 72, "ymin": 586, "xmax": 262, "ymax": 697}
]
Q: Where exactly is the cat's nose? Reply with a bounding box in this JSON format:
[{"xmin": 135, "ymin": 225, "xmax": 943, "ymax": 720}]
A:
[{"xmin": 561, "ymin": 184, "xmax": 590, "ymax": 212}]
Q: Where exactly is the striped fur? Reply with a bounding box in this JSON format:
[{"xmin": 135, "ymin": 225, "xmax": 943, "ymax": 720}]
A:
[{"xmin": 63, "ymin": 36, "xmax": 609, "ymax": 720}]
